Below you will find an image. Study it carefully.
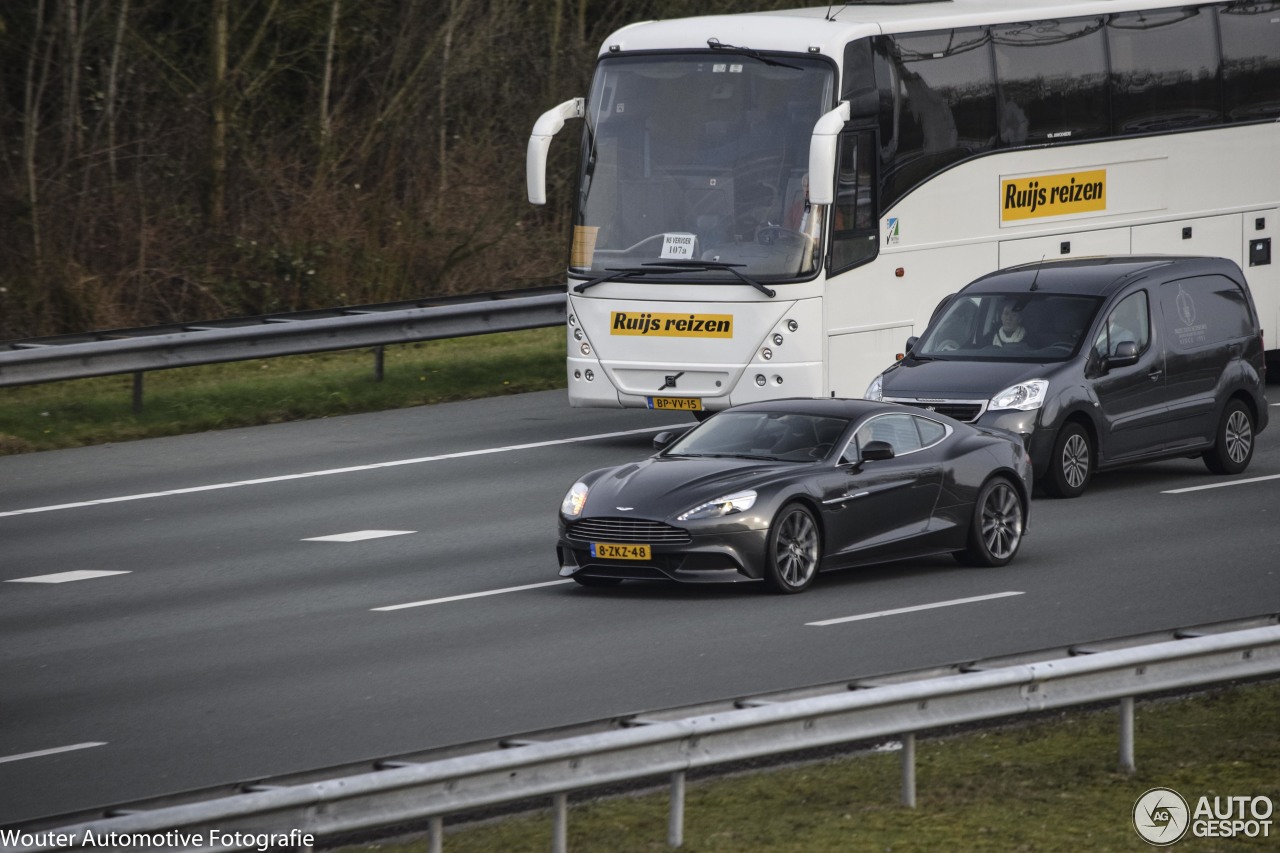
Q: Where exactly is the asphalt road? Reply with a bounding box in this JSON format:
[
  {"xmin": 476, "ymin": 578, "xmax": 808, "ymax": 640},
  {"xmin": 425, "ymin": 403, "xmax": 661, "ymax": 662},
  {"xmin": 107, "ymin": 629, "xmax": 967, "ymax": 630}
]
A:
[{"xmin": 2, "ymin": 389, "xmax": 1278, "ymax": 825}]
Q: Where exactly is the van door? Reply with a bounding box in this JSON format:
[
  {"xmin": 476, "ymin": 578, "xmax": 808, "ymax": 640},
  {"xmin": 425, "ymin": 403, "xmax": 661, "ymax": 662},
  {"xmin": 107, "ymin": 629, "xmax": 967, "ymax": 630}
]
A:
[
  {"xmin": 1088, "ymin": 289, "xmax": 1170, "ymax": 463},
  {"xmin": 1158, "ymin": 274, "xmax": 1256, "ymax": 450}
]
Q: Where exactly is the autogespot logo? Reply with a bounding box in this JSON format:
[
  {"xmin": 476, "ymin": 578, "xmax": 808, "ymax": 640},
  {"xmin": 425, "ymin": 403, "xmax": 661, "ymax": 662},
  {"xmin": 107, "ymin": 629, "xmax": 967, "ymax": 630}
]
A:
[{"xmin": 1134, "ymin": 787, "xmax": 1190, "ymax": 846}]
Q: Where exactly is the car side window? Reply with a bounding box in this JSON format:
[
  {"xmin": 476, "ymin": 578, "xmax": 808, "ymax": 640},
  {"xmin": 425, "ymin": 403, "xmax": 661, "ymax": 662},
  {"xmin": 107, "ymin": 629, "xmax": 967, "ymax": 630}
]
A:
[
  {"xmin": 1093, "ymin": 290, "xmax": 1150, "ymax": 357},
  {"xmin": 845, "ymin": 413, "xmax": 936, "ymax": 463}
]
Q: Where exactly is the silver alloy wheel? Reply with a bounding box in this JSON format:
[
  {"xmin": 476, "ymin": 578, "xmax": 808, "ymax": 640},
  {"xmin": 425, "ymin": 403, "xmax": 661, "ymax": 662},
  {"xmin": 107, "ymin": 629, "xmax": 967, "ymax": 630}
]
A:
[
  {"xmin": 980, "ymin": 482, "xmax": 1023, "ymax": 561},
  {"xmin": 774, "ymin": 508, "xmax": 819, "ymax": 588},
  {"xmin": 1225, "ymin": 408, "xmax": 1253, "ymax": 464},
  {"xmin": 1061, "ymin": 432, "xmax": 1090, "ymax": 489}
]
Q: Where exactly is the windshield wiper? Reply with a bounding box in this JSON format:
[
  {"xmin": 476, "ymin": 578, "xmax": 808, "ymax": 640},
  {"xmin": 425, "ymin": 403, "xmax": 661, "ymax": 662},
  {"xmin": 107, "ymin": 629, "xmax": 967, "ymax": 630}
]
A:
[
  {"xmin": 707, "ymin": 38, "xmax": 803, "ymax": 70},
  {"xmin": 574, "ymin": 260, "xmax": 776, "ymax": 297}
]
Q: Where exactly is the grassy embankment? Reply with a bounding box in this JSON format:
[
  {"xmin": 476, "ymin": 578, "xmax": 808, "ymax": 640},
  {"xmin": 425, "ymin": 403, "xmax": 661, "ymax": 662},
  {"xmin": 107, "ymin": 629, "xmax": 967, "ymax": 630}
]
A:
[
  {"xmin": 0, "ymin": 327, "xmax": 565, "ymax": 455},
  {"xmin": 358, "ymin": 681, "xmax": 1279, "ymax": 853}
]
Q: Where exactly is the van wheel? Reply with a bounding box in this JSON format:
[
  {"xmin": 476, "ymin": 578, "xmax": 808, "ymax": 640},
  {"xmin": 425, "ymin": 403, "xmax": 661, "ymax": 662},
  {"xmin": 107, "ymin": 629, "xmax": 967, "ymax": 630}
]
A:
[
  {"xmin": 1203, "ymin": 400, "xmax": 1254, "ymax": 475},
  {"xmin": 1042, "ymin": 422, "xmax": 1092, "ymax": 498}
]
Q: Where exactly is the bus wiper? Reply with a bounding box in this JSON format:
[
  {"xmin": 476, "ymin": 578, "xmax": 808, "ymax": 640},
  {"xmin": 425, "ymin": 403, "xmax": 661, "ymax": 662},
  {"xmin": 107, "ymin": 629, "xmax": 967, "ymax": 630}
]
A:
[
  {"xmin": 574, "ymin": 260, "xmax": 776, "ymax": 297},
  {"xmin": 707, "ymin": 38, "xmax": 803, "ymax": 70}
]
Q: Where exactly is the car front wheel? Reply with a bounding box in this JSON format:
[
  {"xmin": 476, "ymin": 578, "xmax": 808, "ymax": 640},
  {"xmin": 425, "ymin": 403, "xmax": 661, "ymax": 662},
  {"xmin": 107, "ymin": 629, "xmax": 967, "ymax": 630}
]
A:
[
  {"xmin": 956, "ymin": 476, "xmax": 1024, "ymax": 567},
  {"xmin": 1042, "ymin": 421, "xmax": 1092, "ymax": 498},
  {"xmin": 1203, "ymin": 399, "xmax": 1254, "ymax": 475},
  {"xmin": 764, "ymin": 503, "xmax": 820, "ymax": 594}
]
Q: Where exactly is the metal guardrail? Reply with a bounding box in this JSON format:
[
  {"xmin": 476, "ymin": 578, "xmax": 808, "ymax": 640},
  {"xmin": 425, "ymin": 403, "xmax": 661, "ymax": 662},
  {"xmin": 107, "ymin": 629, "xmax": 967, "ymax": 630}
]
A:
[
  {"xmin": 8, "ymin": 621, "xmax": 1279, "ymax": 852},
  {"xmin": 0, "ymin": 287, "xmax": 567, "ymax": 389}
]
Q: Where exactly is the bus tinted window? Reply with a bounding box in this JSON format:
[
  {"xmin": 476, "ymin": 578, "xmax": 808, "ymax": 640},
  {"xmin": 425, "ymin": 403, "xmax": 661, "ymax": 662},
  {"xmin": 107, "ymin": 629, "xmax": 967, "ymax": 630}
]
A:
[
  {"xmin": 1219, "ymin": 2, "xmax": 1280, "ymax": 122},
  {"xmin": 991, "ymin": 18, "xmax": 1108, "ymax": 145},
  {"xmin": 1108, "ymin": 9, "xmax": 1221, "ymax": 134},
  {"xmin": 875, "ymin": 28, "xmax": 995, "ymax": 209}
]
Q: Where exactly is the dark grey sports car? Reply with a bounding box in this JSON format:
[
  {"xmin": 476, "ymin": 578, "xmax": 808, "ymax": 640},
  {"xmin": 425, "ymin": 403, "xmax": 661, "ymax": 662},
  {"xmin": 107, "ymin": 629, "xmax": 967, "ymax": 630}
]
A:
[{"xmin": 557, "ymin": 398, "xmax": 1033, "ymax": 593}]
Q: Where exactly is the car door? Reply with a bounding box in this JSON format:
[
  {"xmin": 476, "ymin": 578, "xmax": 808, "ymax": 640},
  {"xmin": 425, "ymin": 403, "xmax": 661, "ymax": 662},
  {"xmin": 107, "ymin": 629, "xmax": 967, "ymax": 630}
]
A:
[
  {"xmin": 818, "ymin": 413, "xmax": 944, "ymax": 560},
  {"xmin": 1088, "ymin": 288, "xmax": 1171, "ymax": 462}
]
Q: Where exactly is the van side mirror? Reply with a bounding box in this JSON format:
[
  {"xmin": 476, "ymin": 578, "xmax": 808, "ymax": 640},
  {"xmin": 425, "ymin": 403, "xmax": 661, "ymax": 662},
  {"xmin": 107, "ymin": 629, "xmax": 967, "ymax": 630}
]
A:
[
  {"xmin": 1107, "ymin": 340, "xmax": 1140, "ymax": 367},
  {"xmin": 904, "ymin": 336, "xmax": 919, "ymax": 355},
  {"xmin": 860, "ymin": 440, "xmax": 895, "ymax": 461}
]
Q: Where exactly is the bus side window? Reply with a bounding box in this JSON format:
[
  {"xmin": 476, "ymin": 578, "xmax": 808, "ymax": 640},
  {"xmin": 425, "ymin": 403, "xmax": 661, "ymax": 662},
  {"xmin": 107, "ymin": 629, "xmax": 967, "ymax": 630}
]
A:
[
  {"xmin": 1220, "ymin": 3, "xmax": 1280, "ymax": 123},
  {"xmin": 830, "ymin": 130, "xmax": 878, "ymax": 274}
]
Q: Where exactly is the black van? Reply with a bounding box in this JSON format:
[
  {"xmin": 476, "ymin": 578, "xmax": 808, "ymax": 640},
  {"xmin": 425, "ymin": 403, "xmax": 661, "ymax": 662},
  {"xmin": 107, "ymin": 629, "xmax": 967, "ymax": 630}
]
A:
[{"xmin": 866, "ymin": 256, "xmax": 1269, "ymax": 497}]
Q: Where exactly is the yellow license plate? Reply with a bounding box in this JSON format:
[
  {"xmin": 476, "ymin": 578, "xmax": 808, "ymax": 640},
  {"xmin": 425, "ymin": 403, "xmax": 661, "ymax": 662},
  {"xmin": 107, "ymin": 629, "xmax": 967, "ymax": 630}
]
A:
[
  {"xmin": 591, "ymin": 542, "xmax": 652, "ymax": 560},
  {"xmin": 648, "ymin": 396, "xmax": 703, "ymax": 412}
]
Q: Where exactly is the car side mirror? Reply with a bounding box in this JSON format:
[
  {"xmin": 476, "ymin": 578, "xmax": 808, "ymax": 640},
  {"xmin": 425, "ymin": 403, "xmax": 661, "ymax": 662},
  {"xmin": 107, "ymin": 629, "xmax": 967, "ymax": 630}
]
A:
[
  {"xmin": 653, "ymin": 429, "xmax": 687, "ymax": 449},
  {"xmin": 1107, "ymin": 340, "xmax": 1140, "ymax": 367},
  {"xmin": 860, "ymin": 440, "xmax": 895, "ymax": 461}
]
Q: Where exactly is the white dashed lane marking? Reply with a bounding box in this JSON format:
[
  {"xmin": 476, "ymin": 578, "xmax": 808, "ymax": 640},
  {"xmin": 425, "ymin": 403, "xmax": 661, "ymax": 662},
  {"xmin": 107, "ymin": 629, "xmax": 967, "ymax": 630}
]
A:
[
  {"xmin": 373, "ymin": 580, "xmax": 575, "ymax": 611},
  {"xmin": 806, "ymin": 591, "xmax": 1025, "ymax": 627},
  {"xmin": 5, "ymin": 570, "xmax": 131, "ymax": 584},
  {"xmin": 303, "ymin": 530, "xmax": 415, "ymax": 543}
]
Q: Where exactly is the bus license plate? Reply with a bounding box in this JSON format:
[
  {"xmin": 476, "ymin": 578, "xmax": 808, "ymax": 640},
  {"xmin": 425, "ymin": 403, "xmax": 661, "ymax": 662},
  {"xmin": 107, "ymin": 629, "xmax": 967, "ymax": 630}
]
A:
[
  {"xmin": 591, "ymin": 542, "xmax": 651, "ymax": 560},
  {"xmin": 648, "ymin": 396, "xmax": 702, "ymax": 412}
]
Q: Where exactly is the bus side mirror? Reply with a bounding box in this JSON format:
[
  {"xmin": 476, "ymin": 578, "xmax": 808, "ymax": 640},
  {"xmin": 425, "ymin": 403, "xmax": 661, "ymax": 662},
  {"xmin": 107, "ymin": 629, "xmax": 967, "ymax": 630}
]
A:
[
  {"xmin": 527, "ymin": 98, "xmax": 585, "ymax": 205},
  {"xmin": 806, "ymin": 101, "xmax": 851, "ymax": 206}
]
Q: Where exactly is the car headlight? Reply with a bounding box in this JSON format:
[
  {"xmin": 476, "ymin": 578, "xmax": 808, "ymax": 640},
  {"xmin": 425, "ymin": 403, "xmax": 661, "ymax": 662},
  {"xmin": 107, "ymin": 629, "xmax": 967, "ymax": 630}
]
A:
[
  {"xmin": 864, "ymin": 374, "xmax": 883, "ymax": 401},
  {"xmin": 989, "ymin": 379, "xmax": 1049, "ymax": 411},
  {"xmin": 561, "ymin": 481, "xmax": 589, "ymax": 518},
  {"xmin": 677, "ymin": 490, "xmax": 757, "ymax": 522}
]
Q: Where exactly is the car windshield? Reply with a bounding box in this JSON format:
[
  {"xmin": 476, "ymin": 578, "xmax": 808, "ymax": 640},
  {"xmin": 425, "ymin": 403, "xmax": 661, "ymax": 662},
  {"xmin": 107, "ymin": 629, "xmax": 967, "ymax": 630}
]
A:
[
  {"xmin": 916, "ymin": 293, "xmax": 1103, "ymax": 361},
  {"xmin": 666, "ymin": 412, "xmax": 849, "ymax": 462},
  {"xmin": 572, "ymin": 53, "xmax": 835, "ymax": 280}
]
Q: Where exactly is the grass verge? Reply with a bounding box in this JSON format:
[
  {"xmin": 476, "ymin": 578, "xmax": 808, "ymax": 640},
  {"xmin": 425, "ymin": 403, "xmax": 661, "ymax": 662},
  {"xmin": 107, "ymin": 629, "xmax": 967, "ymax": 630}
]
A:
[
  {"xmin": 355, "ymin": 681, "xmax": 1279, "ymax": 853},
  {"xmin": 0, "ymin": 327, "xmax": 565, "ymax": 454}
]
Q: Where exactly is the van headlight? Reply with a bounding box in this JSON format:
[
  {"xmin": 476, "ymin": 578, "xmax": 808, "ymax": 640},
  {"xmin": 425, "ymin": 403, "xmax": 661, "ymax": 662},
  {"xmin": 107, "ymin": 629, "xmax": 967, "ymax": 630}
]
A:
[
  {"xmin": 990, "ymin": 379, "xmax": 1049, "ymax": 411},
  {"xmin": 864, "ymin": 374, "xmax": 883, "ymax": 401}
]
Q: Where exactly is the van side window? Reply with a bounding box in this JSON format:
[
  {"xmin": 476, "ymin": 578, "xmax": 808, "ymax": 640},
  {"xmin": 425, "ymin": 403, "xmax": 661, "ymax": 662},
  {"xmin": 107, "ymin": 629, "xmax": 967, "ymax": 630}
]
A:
[
  {"xmin": 1094, "ymin": 291, "xmax": 1150, "ymax": 356},
  {"xmin": 1160, "ymin": 275, "xmax": 1254, "ymax": 350}
]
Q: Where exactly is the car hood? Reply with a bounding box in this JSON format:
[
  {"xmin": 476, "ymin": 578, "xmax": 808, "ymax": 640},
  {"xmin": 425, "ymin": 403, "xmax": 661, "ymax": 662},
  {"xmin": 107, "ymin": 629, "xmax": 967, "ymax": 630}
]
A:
[
  {"xmin": 881, "ymin": 358, "xmax": 1056, "ymax": 399},
  {"xmin": 581, "ymin": 456, "xmax": 801, "ymax": 519}
]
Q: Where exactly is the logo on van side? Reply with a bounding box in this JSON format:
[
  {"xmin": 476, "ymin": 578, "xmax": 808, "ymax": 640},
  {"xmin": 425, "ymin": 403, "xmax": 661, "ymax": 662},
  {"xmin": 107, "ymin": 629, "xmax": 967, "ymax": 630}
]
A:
[
  {"xmin": 610, "ymin": 312, "xmax": 733, "ymax": 338},
  {"xmin": 1000, "ymin": 169, "xmax": 1107, "ymax": 222}
]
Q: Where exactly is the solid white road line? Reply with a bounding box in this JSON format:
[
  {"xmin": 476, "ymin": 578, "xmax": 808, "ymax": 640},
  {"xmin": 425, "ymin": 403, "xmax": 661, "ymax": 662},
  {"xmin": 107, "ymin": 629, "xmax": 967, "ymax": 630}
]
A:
[
  {"xmin": 0, "ymin": 426, "xmax": 668, "ymax": 519},
  {"xmin": 1162, "ymin": 473, "xmax": 1280, "ymax": 494},
  {"xmin": 5, "ymin": 570, "xmax": 131, "ymax": 584},
  {"xmin": 806, "ymin": 591, "xmax": 1025, "ymax": 627},
  {"xmin": 373, "ymin": 580, "xmax": 575, "ymax": 611},
  {"xmin": 303, "ymin": 530, "xmax": 415, "ymax": 543},
  {"xmin": 0, "ymin": 742, "xmax": 107, "ymax": 765}
]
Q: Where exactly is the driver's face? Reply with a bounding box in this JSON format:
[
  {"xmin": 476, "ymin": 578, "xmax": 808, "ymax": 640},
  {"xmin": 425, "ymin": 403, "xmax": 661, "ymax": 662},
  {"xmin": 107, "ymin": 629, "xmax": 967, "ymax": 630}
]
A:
[{"xmin": 1000, "ymin": 305, "xmax": 1021, "ymax": 332}]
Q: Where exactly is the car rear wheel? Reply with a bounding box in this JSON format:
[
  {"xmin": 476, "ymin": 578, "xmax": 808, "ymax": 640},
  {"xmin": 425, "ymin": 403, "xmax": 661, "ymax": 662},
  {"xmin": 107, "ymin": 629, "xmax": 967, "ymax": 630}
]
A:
[
  {"xmin": 764, "ymin": 503, "xmax": 820, "ymax": 594},
  {"xmin": 572, "ymin": 574, "xmax": 623, "ymax": 588},
  {"xmin": 1203, "ymin": 399, "xmax": 1254, "ymax": 475},
  {"xmin": 956, "ymin": 476, "xmax": 1024, "ymax": 567},
  {"xmin": 1042, "ymin": 421, "xmax": 1092, "ymax": 498}
]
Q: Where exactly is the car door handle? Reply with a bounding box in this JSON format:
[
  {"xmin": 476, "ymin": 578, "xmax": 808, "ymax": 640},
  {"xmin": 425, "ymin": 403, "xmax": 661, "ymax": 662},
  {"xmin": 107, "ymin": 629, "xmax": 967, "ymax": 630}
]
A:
[{"xmin": 1147, "ymin": 369, "xmax": 1163, "ymax": 381}]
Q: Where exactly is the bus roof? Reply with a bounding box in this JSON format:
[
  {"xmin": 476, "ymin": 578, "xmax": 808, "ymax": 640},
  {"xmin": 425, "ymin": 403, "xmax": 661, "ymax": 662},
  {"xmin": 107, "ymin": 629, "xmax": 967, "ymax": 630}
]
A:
[{"xmin": 600, "ymin": 0, "xmax": 1223, "ymax": 59}]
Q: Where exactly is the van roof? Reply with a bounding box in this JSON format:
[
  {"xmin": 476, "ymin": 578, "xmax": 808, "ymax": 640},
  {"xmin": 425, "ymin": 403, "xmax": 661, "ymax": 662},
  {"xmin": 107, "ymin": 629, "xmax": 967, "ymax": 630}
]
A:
[{"xmin": 962, "ymin": 255, "xmax": 1240, "ymax": 297}]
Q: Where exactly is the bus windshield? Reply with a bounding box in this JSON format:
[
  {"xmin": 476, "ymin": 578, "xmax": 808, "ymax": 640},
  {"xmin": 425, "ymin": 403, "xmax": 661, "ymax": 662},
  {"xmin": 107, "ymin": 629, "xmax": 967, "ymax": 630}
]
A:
[
  {"xmin": 572, "ymin": 53, "xmax": 835, "ymax": 280},
  {"xmin": 917, "ymin": 293, "xmax": 1103, "ymax": 361}
]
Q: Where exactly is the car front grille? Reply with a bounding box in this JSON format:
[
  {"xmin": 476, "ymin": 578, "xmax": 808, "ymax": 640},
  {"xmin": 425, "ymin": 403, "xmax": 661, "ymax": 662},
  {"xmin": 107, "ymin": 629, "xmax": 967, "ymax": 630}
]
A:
[
  {"xmin": 566, "ymin": 517, "xmax": 692, "ymax": 544},
  {"xmin": 888, "ymin": 397, "xmax": 986, "ymax": 423}
]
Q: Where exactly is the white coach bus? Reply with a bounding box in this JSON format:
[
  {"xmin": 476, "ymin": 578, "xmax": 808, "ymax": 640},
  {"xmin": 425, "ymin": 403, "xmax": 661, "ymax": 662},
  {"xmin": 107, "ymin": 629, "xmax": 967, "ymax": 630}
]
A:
[{"xmin": 527, "ymin": 0, "xmax": 1279, "ymax": 416}]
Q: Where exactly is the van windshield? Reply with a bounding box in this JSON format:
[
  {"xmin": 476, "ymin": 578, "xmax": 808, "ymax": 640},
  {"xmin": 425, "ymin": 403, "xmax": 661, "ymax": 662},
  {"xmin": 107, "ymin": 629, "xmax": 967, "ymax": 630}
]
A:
[{"xmin": 917, "ymin": 293, "xmax": 1102, "ymax": 361}]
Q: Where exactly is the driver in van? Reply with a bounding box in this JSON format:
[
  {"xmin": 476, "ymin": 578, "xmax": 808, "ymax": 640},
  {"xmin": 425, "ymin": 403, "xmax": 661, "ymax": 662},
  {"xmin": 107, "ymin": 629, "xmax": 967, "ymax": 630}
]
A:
[{"xmin": 992, "ymin": 300, "xmax": 1027, "ymax": 346}]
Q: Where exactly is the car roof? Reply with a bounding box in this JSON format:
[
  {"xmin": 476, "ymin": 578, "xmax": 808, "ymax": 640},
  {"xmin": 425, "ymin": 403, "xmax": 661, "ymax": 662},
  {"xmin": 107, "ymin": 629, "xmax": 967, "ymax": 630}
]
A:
[
  {"xmin": 723, "ymin": 398, "xmax": 900, "ymax": 419},
  {"xmin": 959, "ymin": 255, "xmax": 1240, "ymax": 298}
]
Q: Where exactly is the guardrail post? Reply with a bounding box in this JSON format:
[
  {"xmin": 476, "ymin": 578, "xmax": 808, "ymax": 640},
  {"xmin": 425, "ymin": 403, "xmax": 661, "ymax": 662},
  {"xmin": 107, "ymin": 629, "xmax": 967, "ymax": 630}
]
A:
[
  {"xmin": 428, "ymin": 816, "xmax": 443, "ymax": 853},
  {"xmin": 669, "ymin": 770, "xmax": 686, "ymax": 847},
  {"xmin": 1119, "ymin": 696, "xmax": 1136, "ymax": 773},
  {"xmin": 373, "ymin": 345, "xmax": 385, "ymax": 381},
  {"xmin": 901, "ymin": 734, "xmax": 917, "ymax": 808},
  {"xmin": 552, "ymin": 792, "xmax": 568, "ymax": 853},
  {"xmin": 132, "ymin": 371, "xmax": 145, "ymax": 413}
]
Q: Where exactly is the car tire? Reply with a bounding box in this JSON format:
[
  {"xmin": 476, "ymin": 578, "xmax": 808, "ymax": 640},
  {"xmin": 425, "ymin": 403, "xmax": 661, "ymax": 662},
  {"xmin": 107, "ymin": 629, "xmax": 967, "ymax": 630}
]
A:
[
  {"xmin": 1203, "ymin": 399, "xmax": 1255, "ymax": 475},
  {"xmin": 1042, "ymin": 421, "xmax": 1092, "ymax": 498},
  {"xmin": 572, "ymin": 574, "xmax": 623, "ymax": 588},
  {"xmin": 763, "ymin": 503, "xmax": 821, "ymax": 594},
  {"xmin": 955, "ymin": 476, "xmax": 1024, "ymax": 567}
]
